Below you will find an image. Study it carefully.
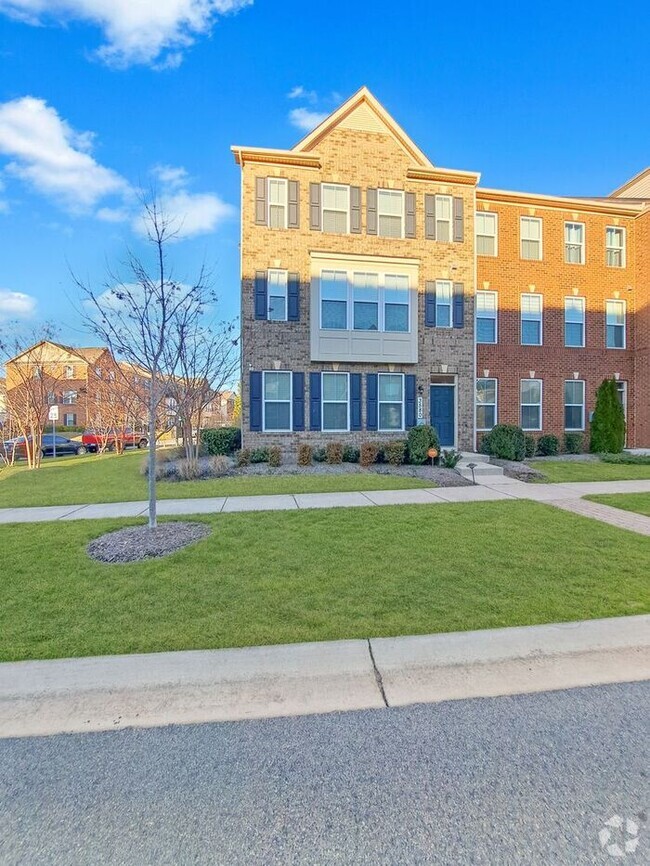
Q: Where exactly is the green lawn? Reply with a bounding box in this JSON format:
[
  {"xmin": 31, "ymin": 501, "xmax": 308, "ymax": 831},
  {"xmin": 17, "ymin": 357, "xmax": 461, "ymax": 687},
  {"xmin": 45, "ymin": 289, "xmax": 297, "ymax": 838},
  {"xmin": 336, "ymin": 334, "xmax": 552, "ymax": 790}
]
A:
[
  {"xmin": 2, "ymin": 501, "xmax": 648, "ymax": 662},
  {"xmin": 585, "ymin": 493, "xmax": 650, "ymax": 517},
  {"xmin": 0, "ymin": 450, "xmax": 432, "ymax": 508},
  {"xmin": 533, "ymin": 460, "xmax": 650, "ymax": 483}
]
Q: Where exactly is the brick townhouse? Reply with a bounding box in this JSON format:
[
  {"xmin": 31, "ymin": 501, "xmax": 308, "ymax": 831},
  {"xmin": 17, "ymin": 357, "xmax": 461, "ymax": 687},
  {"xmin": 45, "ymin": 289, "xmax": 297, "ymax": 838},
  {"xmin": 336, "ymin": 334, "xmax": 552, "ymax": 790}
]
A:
[{"xmin": 232, "ymin": 87, "xmax": 650, "ymax": 455}]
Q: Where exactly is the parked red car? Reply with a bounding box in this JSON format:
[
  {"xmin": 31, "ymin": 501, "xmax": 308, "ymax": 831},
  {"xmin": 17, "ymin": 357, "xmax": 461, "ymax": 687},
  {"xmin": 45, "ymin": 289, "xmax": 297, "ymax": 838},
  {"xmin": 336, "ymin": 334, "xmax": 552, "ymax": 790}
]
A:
[{"xmin": 82, "ymin": 428, "xmax": 149, "ymax": 453}]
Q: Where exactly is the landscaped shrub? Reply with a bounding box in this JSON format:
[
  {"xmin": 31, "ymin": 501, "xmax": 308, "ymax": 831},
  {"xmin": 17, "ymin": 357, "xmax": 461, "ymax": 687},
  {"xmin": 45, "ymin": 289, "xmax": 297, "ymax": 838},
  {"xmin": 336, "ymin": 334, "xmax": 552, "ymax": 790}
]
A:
[
  {"xmin": 201, "ymin": 426, "xmax": 241, "ymax": 455},
  {"xmin": 236, "ymin": 448, "xmax": 251, "ymax": 467},
  {"xmin": 360, "ymin": 442, "xmax": 380, "ymax": 467},
  {"xmin": 342, "ymin": 445, "xmax": 360, "ymax": 463},
  {"xmin": 524, "ymin": 435, "xmax": 537, "ymax": 458},
  {"xmin": 537, "ymin": 434, "xmax": 560, "ymax": 456},
  {"xmin": 440, "ymin": 448, "xmax": 462, "ymax": 469},
  {"xmin": 564, "ymin": 432, "xmax": 584, "ymax": 454},
  {"xmin": 207, "ymin": 455, "xmax": 231, "ymax": 476},
  {"xmin": 176, "ymin": 459, "xmax": 202, "ymax": 481},
  {"xmin": 481, "ymin": 424, "xmax": 526, "ymax": 461},
  {"xmin": 297, "ymin": 444, "xmax": 312, "ymax": 466},
  {"xmin": 250, "ymin": 447, "xmax": 269, "ymax": 464},
  {"xmin": 312, "ymin": 447, "xmax": 327, "ymax": 463},
  {"xmin": 268, "ymin": 446, "xmax": 282, "ymax": 467},
  {"xmin": 384, "ymin": 440, "xmax": 407, "ymax": 466},
  {"xmin": 326, "ymin": 442, "xmax": 344, "ymax": 464},
  {"xmin": 406, "ymin": 425, "xmax": 440, "ymax": 465},
  {"xmin": 590, "ymin": 378, "xmax": 626, "ymax": 454},
  {"xmin": 601, "ymin": 453, "xmax": 650, "ymax": 465}
]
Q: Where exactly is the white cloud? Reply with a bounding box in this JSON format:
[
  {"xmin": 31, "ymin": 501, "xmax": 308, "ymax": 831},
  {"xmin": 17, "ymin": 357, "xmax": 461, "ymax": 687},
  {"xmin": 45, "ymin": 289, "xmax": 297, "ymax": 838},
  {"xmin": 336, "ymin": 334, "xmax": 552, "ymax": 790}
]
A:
[
  {"xmin": 288, "ymin": 107, "xmax": 328, "ymax": 133},
  {"xmin": 287, "ymin": 85, "xmax": 317, "ymax": 103},
  {"xmin": 0, "ymin": 289, "xmax": 37, "ymax": 320},
  {"xmin": 152, "ymin": 164, "xmax": 189, "ymax": 189},
  {"xmin": 133, "ymin": 188, "xmax": 235, "ymax": 240},
  {"xmin": 0, "ymin": 0, "xmax": 253, "ymax": 68},
  {"xmin": 0, "ymin": 96, "xmax": 128, "ymax": 211}
]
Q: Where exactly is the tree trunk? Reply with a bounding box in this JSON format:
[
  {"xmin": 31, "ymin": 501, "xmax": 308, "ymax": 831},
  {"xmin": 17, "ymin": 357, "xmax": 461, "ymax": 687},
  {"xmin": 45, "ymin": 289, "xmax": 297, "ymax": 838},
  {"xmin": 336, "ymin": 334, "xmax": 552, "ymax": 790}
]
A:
[{"xmin": 147, "ymin": 391, "xmax": 157, "ymax": 529}]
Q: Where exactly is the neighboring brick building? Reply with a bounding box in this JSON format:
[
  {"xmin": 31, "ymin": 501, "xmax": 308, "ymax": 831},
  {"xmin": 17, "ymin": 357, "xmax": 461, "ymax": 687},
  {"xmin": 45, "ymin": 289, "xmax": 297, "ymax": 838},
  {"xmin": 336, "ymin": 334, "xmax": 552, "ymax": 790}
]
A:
[{"xmin": 233, "ymin": 87, "xmax": 650, "ymax": 454}]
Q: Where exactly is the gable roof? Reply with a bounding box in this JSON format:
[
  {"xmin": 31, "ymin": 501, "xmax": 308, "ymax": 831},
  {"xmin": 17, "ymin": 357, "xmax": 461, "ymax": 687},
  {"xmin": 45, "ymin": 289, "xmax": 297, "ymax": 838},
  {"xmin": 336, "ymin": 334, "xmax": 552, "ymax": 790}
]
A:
[
  {"xmin": 291, "ymin": 87, "xmax": 434, "ymax": 168},
  {"xmin": 610, "ymin": 166, "xmax": 650, "ymax": 199}
]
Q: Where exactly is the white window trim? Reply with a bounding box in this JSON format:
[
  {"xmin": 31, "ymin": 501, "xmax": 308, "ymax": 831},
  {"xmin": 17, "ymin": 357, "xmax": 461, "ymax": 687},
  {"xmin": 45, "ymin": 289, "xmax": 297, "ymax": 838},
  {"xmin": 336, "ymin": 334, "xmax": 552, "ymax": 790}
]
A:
[
  {"xmin": 267, "ymin": 269, "xmax": 288, "ymax": 322},
  {"xmin": 475, "ymin": 211, "xmax": 498, "ymax": 256},
  {"xmin": 262, "ymin": 370, "xmax": 292, "ymax": 433},
  {"xmin": 378, "ymin": 372, "xmax": 405, "ymax": 433},
  {"xmin": 64, "ymin": 365, "xmax": 74, "ymax": 379},
  {"xmin": 377, "ymin": 189, "xmax": 405, "ymax": 239},
  {"xmin": 606, "ymin": 226, "xmax": 626, "ymax": 268},
  {"xmin": 564, "ymin": 221, "xmax": 585, "ymax": 265},
  {"xmin": 267, "ymin": 178, "xmax": 288, "ymax": 230},
  {"xmin": 605, "ymin": 299, "xmax": 627, "ymax": 350},
  {"xmin": 476, "ymin": 290, "xmax": 498, "ymax": 344},
  {"xmin": 564, "ymin": 379, "xmax": 585, "ymax": 431},
  {"xmin": 435, "ymin": 195, "xmax": 453, "ymax": 243},
  {"xmin": 520, "ymin": 378, "xmax": 543, "ymax": 431},
  {"xmin": 520, "ymin": 293, "xmax": 543, "ymax": 346},
  {"xmin": 320, "ymin": 268, "xmax": 411, "ymax": 333},
  {"xmin": 520, "ymin": 216, "xmax": 543, "ymax": 261},
  {"xmin": 435, "ymin": 279, "xmax": 453, "ymax": 329},
  {"xmin": 321, "ymin": 183, "xmax": 350, "ymax": 234},
  {"xmin": 321, "ymin": 371, "xmax": 350, "ymax": 433},
  {"xmin": 64, "ymin": 413, "xmax": 75, "ymax": 426},
  {"xmin": 476, "ymin": 378, "xmax": 497, "ymax": 431},
  {"xmin": 62, "ymin": 390, "xmax": 77, "ymax": 405},
  {"xmin": 564, "ymin": 296, "xmax": 586, "ymax": 348}
]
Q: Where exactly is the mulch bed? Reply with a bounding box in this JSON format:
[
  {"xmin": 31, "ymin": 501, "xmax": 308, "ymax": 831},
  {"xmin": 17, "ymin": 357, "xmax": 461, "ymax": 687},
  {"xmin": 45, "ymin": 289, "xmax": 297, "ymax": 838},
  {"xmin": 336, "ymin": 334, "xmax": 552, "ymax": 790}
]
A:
[{"xmin": 87, "ymin": 522, "xmax": 211, "ymax": 564}]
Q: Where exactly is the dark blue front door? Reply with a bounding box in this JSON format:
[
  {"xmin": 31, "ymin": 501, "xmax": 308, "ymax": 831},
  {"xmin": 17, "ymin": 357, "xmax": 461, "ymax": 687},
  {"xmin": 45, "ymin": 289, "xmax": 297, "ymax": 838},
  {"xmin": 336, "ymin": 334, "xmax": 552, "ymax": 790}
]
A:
[{"xmin": 430, "ymin": 385, "xmax": 455, "ymax": 447}]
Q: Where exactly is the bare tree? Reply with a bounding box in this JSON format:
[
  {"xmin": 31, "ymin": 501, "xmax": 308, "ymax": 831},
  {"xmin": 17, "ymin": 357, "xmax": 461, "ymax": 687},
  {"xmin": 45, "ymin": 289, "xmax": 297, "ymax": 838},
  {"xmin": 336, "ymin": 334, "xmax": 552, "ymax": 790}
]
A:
[
  {"xmin": 86, "ymin": 358, "xmax": 148, "ymax": 454},
  {"xmin": 75, "ymin": 197, "xmax": 237, "ymax": 528},
  {"xmin": 0, "ymin": 325, "xmax": 63, "ymax": 470}
]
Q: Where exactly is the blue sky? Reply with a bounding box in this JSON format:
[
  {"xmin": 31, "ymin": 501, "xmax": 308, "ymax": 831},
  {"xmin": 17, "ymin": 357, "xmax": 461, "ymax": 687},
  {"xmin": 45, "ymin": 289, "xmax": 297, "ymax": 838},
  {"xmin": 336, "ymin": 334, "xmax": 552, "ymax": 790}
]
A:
[{"xmin": 0, "ymin": 0, "xmax": 649, "ymax": 346}]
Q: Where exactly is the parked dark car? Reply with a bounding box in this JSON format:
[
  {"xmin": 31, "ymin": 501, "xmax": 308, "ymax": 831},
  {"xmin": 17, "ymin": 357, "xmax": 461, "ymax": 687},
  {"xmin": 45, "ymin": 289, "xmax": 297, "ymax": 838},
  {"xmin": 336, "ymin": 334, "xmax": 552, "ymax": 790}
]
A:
[{"xmin": 3, "ymin": 434, "xmax": 87, "ymax": 459}]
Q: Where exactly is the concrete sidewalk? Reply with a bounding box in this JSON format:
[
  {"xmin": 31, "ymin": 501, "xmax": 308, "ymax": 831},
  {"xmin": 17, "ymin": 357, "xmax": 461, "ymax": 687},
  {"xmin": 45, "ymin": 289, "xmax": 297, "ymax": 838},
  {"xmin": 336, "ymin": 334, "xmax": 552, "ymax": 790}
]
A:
[
  {"xmin": 1, "ymin": 478, "xmax": 650, "ymax": 525},
  {"xmin": 1, "ymin": 615, "xmax": 648, "ymax": 738}
]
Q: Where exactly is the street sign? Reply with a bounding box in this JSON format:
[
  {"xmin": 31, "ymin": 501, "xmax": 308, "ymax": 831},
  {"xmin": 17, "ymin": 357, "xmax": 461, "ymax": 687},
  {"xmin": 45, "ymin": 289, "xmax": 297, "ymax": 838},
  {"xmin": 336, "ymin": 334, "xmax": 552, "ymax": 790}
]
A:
[{"xmin": 48, "ymin": 406, "xmax": 59, "ymax": 422}]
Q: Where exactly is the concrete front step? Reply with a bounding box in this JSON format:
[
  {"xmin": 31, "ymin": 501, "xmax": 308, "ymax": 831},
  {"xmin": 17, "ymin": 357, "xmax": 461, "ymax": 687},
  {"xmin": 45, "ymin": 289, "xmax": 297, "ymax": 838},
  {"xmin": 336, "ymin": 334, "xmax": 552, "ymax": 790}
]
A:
[{"xmin": 457, "ymin": 452, "xmax": 505, "ymax": 482}]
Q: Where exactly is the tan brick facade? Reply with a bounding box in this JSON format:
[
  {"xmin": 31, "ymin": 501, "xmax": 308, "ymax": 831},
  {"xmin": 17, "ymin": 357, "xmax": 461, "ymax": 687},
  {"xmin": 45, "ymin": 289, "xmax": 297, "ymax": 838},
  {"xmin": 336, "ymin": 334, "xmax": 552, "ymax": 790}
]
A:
[{"xmin": 233, "ymin": 88, "xmax": 650, "ymax": 455}]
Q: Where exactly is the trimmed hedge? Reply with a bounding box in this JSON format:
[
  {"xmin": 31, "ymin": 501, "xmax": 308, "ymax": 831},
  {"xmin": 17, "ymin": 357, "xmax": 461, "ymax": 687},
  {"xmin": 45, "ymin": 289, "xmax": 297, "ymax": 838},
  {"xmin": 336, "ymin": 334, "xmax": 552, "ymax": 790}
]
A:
[
  {"xmin": 480, "ymin": 424, "xmax": 526, "ymax": 461},
  {"xmin": 537, "ymin": 434, "xmax": 560, "ymax": 456},
  {"xmin": 601, "ymin": 453, "xmax": 650, "ymax": 465},
  {"xmin": 407, "ymin": 425, "xmax": 440, "ymax": 465},
  {"xmin": 201, "ymin": 426, "xmax": 241, "ymax": 456},
  {"xmin": 564, "ymin": 432, "xmax": 584, "ymax": 454},
  {"xmin": 524, "ymin": 435, "xmax": 537, "ymax": 458}
]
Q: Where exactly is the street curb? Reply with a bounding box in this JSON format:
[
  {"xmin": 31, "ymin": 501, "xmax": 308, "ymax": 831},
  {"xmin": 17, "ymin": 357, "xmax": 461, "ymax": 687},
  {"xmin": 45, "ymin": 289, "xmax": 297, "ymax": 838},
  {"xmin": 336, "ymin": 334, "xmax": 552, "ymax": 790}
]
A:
[{"xmin": 0, "ymin": 616, "xmax": 648, "ymax": 738}]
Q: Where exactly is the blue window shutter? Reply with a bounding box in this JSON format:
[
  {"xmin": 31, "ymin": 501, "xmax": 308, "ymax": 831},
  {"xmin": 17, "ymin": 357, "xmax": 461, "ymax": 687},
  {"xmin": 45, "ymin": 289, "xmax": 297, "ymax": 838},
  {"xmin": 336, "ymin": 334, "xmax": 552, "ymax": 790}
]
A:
[
  {"xmin": 366, "ymin": 373, "xmax": 378, "ymax": 430},
  {"xmin": 293, "ymin": 372, "xmax": 305, "ymax": 431},
  {"xmin": 250, "ymin": 371, "xmax": 262, "ymax": 431},
  {"xmin": 254, "ymin": 271, "xmax": 267, "ymax": 320},
  {"xmin": 405, "ymin": 375, "xmax": 416, "ymax": 428},
  {"xmin": 350, "ymin": 373, "xmax": 362, "ymax": 430},
  {"xmin": 425, "ymin": 281, "xmax": 436, "ymax": 327},
  {"xmin": 453, "ymin": 282, "xmax": 465, "ymax": 328},
  {"xmin": 309, "ymin": 372, "xmax": 321, "ymax": 431},
  {"xmin": 287, "ymin": 272, "xmax": 300, "ymax": 321}
]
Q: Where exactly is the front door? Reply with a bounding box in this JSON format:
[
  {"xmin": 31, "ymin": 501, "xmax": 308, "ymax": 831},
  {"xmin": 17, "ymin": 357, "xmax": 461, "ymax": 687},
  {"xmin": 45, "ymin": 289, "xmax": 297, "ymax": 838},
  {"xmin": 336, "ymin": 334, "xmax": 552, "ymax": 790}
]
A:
[{"xmin": 430, "ymin": 385, "xmax": 455, "ymax": 447}]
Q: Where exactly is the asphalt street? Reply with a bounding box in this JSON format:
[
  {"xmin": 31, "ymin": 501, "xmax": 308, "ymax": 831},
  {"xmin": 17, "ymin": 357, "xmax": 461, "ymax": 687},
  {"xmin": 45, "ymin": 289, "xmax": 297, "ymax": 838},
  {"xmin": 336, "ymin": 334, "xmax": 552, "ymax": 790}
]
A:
[{"xmin": 1, "ymin": 681, "xmax": 648, "ymax": 865}]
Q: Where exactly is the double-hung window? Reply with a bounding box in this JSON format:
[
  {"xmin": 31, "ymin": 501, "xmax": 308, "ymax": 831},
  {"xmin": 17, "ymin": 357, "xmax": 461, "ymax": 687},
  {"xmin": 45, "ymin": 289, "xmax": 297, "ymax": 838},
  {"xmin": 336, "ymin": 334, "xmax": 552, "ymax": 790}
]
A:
[
  {"xmin": 435, "ymin": 280, "xmax": 453, "ymax": 328},
  {"xmin": 521, "ymin": 293, "xmax": 542, "ymax": 345},
  {"xmin": 476, "ymin": 291, "xmax": 498, "ymax": 343},
  {"xmin": 384, "ymin": 274, "xmax": 409, "ymax": 332},
  {"xmin": 321, "ymin": 270, "xmax": 348, "ymax": 330},
  {"xmin": 435, "ymin": 196, "xmax": 452, "ymax": 242},
  {"xmin": 520, "ymin": 217, "xmax": 542, "ymax": 260},
  {"xmin": 476, "ymin": 379, "xmax": 497, "ymax": 431},
  {"xmin": 267, "ymin": 270, "xmax": 288, "ymax": 321},
  {"xmin": 377, "ymin": 190, "xmax": 404, "ymax": 238},
  {"xmin": 606, "ymin": 300, "xmax": 626, "ymax": 348},
  {"xmin": 322, "ymin": 184, "xmax": 349, "ymax": 234},
  {"xmin": 476, "ymin": 212, "xmax": 498, "ymax": 255},
  {"xmin": 378, "ymin": 373, "xmax": 404, "ymax": 431},
  {"xmin": 353, "ymin": 272, "xmax": 379, "ymax": 331},
  {"xmin": 564, "ymin": 380, "xmax": 585, "ymax": 430},
  {"xmin": 62, "ymin": 390, "xmax": 77, "ymax": 405},
  {"xmin": 606, "ymin": 227, "xmax": 626, "ymax": 267},
  {"xmin": 565, "ymin": 222, "xmax": 585, "ymax": 264},
  {"xmin": 64, "ymin": 413, "xmax": 75, "ymax": 426},
  {"xmin": 267, "ymin": 178, "xmax": 288, "ymax": 229},
  {"xmin": 263, "ymin": 371, "xmax": 292, "ymax": 432},
  {"xmin": 64, "ymin": 365, "xmax": 74, "ymax": 379},
  {"xmin": 520, "ymin": 379, "xmax": 542, "ymax": 430},
  {"xmin": 322, "ymin": 372, "xmax": 349, "ymax": 432},
  {"xmin": 564, "ymin": 297, "xmax": 585, "ymax": 347}
]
